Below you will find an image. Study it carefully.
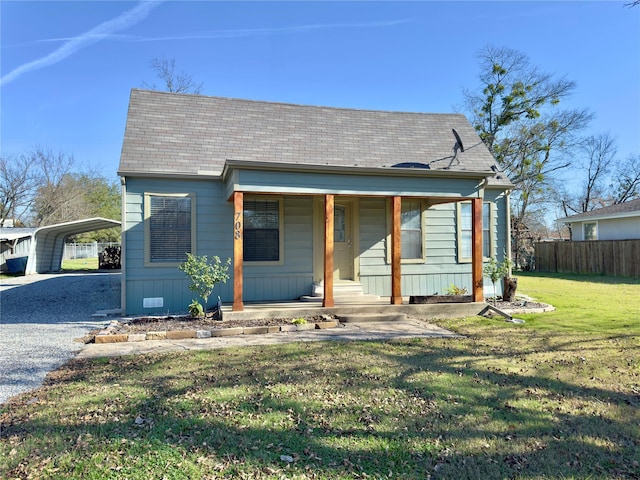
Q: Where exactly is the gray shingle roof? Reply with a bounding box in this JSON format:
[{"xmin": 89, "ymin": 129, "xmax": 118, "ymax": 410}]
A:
[
  {"xmin": 119, "ymin": 89, "xmax": 508, "ymax": 184},
  {"xmin": 561, "ymin": 198, "xmax": 640, "ymax": 222}
]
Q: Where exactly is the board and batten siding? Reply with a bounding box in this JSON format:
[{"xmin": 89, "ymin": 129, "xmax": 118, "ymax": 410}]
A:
[
  {"xmin": 243, "ymin": 196, "xmax": 314, "ymax": 302},
  {"xmin": 123, "ymin": 177, "xmax": 314, "ymax": 314}
]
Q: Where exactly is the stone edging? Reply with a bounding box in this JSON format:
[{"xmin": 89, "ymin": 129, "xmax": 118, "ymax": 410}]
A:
[{"xmin": 93, "ymin": 321, "xmax": 340, "ymax": 344}]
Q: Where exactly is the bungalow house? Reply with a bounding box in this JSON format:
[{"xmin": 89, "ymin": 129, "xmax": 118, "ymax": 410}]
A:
[
  {"xmin": 118, "ymin": 89, "xmax": 512, "ymax": 316},
  {"xmin": 560, "ymin": 198, "xmax": 640, "ymax": 241}
]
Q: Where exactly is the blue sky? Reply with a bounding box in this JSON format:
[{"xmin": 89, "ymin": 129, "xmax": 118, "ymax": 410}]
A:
[{"xmin": 1, "ymin": 1, "xmax": 639, "ymax": 186}]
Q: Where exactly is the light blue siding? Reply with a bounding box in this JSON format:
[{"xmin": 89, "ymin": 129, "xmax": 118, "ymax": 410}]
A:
[
  {"xmin": 228, "ymin": 169, "xmax": 483, "ymax": 199},
  {"xmin": 358, "ymin": 198, "xmax": 506, "ymax": 298},
  {"xmin": 124, "ymin": 176, "xmax": 508, "ymax": 314},
  {"xmin": 243, "ymin": 196, "xmax": 314, "ymax": 301},
  {"xmin": 124, "ymin": 178, "xmax": 313, "ymax": 314}
]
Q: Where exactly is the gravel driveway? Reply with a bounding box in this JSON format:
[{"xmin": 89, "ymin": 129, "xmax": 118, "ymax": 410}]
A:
[{"xmin": 0, "ymin": 272, "xmax": 120, "ymax": 405}]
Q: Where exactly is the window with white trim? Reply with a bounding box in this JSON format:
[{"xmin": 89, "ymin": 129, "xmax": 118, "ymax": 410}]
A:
[
  {"xmin": 401, "ymin": 199, "xmax": 423, "ymax": 260},
  {"xmin": 458, "ymin": 201, "xmax": 493, "ymax": 262},
  {"xmin": 244, "ymin": 198, "xmax": 282, "ymax": 262},
  {"xmin": 583, "ymin": 222, "xmax": 598, "ymax": 240},
  {"xmin": 145, "ymin": 193, "xmax": 195, "ymax": 265},
  {"xmin": 386, "ymin": 199, "xmax": 425, "ymax": 263}
]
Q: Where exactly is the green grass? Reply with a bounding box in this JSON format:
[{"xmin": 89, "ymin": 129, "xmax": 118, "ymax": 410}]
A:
[
  {"xmin": 61, "ymin": 257, "xmax": 99, "ymax": 271},
  {"xmin": 1, "ymin": 272, "xmax": 638, "ymax": 479},
  {"xmin": 514, "ymin": 271, "xmax": 640, "ymax": 333}
]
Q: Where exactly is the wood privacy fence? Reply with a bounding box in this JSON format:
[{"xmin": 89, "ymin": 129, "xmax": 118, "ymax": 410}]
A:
[{"xmin": 535, "ymin": 240, "xmax": 640, "ymax": 278}]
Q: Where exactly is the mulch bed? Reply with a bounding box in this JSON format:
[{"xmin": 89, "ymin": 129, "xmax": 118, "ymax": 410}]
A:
[
  {"xmin": 96, "ymin": 315, "xmax": 329, "ymax": 335},
  {"xmin": 91, "ymin": 299, "xmax": 549, "ymax": 337}
]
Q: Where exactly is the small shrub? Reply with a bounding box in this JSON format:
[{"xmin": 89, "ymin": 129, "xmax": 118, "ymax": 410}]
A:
[
  {"xmin": 447, "ymin": 284, "xmax": 468, "ymax": 295},
  {"xmin": 179, "ymin": 253, "xmax": 231, "ymax": 312},
  {"xmin": 291, "ymin": 318, "xmax": 307, "ymax": 325},
  {"xmin": 188, "ymin": 299, "xmax": 204, "ymax": 318},
  {"xmin": 483, "ymin": 256, "xmax": 512, "ymax": 305}
]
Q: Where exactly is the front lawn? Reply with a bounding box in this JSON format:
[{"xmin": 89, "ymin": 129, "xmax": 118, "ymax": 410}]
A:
[
  {"xmin": 1, "ymin": 272, "xmax": 638, "ymax": 479},
  {"xmin": 61, "ymin": 257, "xmax": 99, "ymax": 271}
]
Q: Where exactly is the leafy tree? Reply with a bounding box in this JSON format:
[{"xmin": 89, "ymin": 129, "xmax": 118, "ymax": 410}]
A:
[
  {"xmin": 179, "ymin": 254, "xmax": 231, "ymax": 315},
  {"xmin": 483, "ymin": 256, "xmax": 512, "ymax": 305},
  {"xmin": 142, "ymin": 56, "xmax": 203, "ymax": 94},
  {"xmin": 464, "ymin": 45, "xmax": 593, "ymax": 268},
  {"xmin": 1, "ymin": 146, "xmax": 120, "ymax": 240}
]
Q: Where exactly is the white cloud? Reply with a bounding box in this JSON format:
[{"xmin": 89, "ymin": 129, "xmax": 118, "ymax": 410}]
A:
[
  {"xmin": 1, "ymin": 1, "xmax": 161, "ymax": 87},
  {"xmin": 126, "ymin": 19, "xmax": 412, "ymax": 42}
]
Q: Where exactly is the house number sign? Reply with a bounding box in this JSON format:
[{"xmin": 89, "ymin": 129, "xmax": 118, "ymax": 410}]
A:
[{"xmin": 234, "ymin": 212, "xmax": 242, "ymax": 239}]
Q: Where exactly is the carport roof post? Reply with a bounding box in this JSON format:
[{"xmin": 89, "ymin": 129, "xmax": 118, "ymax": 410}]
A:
[{"xmin": 24, "ymin": 218, "xmax": 121, "ymax": 274}]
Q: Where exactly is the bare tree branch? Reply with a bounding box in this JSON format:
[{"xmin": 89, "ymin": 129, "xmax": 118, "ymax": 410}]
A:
[
  {"xmin": 0, "ymin": 154, "xmax": 38, "ymax": 226},
  {"xmin": 142, "ymin": 56, "xmax": 203, "ymax": 94},
  {"xmin": 612, "ymin": 154, "xmax": 640, "ymax": 203}
]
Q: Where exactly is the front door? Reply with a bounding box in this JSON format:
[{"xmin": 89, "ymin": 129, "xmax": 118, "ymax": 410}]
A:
[{"xmin": 333, "ymin": 203, "xmax": 353, "ymax": 280}]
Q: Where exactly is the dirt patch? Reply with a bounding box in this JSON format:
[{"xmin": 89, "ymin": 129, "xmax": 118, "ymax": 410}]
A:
[
  {"xmin": 91, "ymin": 299, "xmax": 549, "ymax": 337},
  {"xmin": 494, "ymin": 300, "xmax": 548, "ymax": 310},
  {"xmin": 94, "ymin": 314, "xmax": 330, "ymax": 336}
]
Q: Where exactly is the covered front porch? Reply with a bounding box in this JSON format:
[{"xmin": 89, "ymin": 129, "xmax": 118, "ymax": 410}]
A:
[
  {"xmin": 222, "ymin": 296, "xmax": 488, "ymax": 322},
  {"xmin": 224, "ymin": 160, "xmax": 491, "ymax": 313}
]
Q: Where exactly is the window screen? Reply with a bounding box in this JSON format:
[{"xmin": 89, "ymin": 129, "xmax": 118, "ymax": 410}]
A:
[
  {"xmin": 149, "ymin": 195, "xmax": 192, "ymax": 263},
  {"xmin": 401, "ymin": 200, "xmax": 423, "ymax": 259},
  {"xmin": 244, "ymin": 199, "xmax": 280, "ymax": 262},
  {"xmin": 584, "ymin": 222, "xmax": 597, "ymax": 241},
  {"xmin": 460, "ymin": 201, "xmax": 491, "ymax": 260}
]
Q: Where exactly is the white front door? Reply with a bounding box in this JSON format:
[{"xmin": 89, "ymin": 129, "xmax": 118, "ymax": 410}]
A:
[{"xmin": 333, "ymin": 203, "xmax": 353, "ymax": 281}]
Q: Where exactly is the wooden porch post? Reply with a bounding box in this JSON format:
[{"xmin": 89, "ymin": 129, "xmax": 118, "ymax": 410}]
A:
[
  {"xmin": 323, "ymin": 194, "xmax": 335, "ymax": 307},
  {"xmin": 233, "ymin": 191, "xmax": 244, "ymax": 311},
  {"xmin": 391, "ymin": 196, "xmax": 402, "ymax": 305},
  {"xmin": 471, "ymin": 197, "xmax": 484, "ymax": 302}
]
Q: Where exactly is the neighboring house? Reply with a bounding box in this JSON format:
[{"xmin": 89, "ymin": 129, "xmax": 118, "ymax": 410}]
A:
[
  {"xmin": 560, "ymin": 198, "xmax": 640, "ymax": 241},
  {"xmin": 118, "ymin": 89, "xmax": 512, "ymax": 315}
]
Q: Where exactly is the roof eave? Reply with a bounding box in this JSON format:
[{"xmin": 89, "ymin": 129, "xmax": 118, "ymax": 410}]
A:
[
  {"xmin": 221, "ymin": 159, "xmax": 495, "ymax": 182},
  {"xmin": 560, "ymin": 210, "xmax": 640, "ymax": 223}
]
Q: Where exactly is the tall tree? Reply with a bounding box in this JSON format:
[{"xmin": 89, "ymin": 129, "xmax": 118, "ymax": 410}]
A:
[
  {"xmin": 0, "ymin": 153, "xmax": 38, "ymax": 226},
  {"xmin": 611, "ymin": 154, "xmax": 640, "ymax": 204},
  {"xmin": 1, "ymin": 147, "xmax": 121, "ymax": 240},
  {"xmin": 142, "ymin": 56, "xmax": 203, "ymax": 94},
  {"xmin": 559, "ymin": 133, "xmax": 618, "ymax": 217},
  {"xmin": 464, "ymin": 46, "xmax": 593, "ymax": 267},
  {"xmin": 33, "ymin": 172, "xmax": 120, "ymax": 228}
]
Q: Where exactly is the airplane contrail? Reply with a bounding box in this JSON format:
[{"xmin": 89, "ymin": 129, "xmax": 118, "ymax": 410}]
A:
[{"xmin": 1, "ymin": 1, "xmax": 161, "ymax": 87}]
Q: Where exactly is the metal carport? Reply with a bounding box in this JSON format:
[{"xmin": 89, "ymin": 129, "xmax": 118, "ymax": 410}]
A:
[{"xmin": 24, "ymin": 218, "xmax": 121, "ymax": 274}]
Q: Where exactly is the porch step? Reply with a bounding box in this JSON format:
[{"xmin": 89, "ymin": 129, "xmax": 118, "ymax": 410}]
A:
[
  {"xmin": 299, "ymin": 281, "xmax": 381, "ymax": 303},
  {"xmin": 298, "ymin": 294, "xmax": 382, "ymax": 303},
  {"xmin": 311, "ymin": 282, "xmax": 365, "ymax": 297},
  {"xmin": 337, "ymin": 313, "xmax": 408, "ymax": 323}
]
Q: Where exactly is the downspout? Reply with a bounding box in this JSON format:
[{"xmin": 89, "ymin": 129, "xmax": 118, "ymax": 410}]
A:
[
  {"xmin": 120, "ymin": 177, "xmax": 127, "ymax": 315},
  {"xmin": 505, "ymin": 189, "xmax": 513, "ymax": 276}
]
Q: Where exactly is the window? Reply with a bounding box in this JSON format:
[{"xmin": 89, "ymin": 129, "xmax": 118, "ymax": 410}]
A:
[
  {"xmin": 334, "ymin": 205, "xmax": 346, "ymax": 242},
  {"xmin": 244, "ymin": 198, "xmax": 282, "ymax": 262},
  {"xmin": 386, "ymin": 199, "xmax": 425, "ymax": 263},
  {"xmin": 401, "ymin": 200, "xmax": 423, "ymax": 260},
  {"xmin": 458, "ymin": 201, "xmax": 492, "ymax": 262},
  {"xmin": 583, "ymin": 222, "xmax": 598, "ymax": 240},
  {"xmin": 145, "ymin": 193, "xmax": 195, "ymax": 265}
]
